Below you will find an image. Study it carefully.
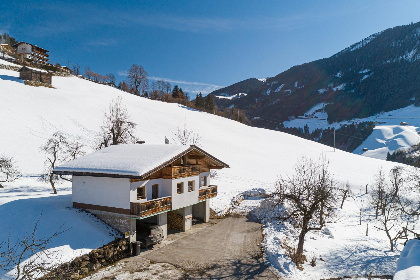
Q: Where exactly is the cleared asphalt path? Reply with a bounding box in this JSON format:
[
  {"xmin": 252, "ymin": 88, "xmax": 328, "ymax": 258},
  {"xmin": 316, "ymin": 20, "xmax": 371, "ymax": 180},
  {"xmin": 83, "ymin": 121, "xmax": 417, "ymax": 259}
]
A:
[{"xmin": 145, "ymin": 216, "xmax": 277, "ymax": 279}]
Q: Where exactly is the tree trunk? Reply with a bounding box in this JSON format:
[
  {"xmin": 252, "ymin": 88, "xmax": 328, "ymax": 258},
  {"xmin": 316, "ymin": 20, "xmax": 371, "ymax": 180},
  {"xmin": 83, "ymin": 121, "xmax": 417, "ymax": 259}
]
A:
[
  {"xmin": 340, "ymin": 191, "xmax": 347, "ymax": 209},
  {"xmin": 384, "ymin": 223, "xmax": 394, "ymax": 252},
  {"xmin": 49, "ymin": 174, "xmax": 57, "ymax": 194},
  {"xmin": 296, "ymin": 229, "xmax": 307, "ymax": 260}
]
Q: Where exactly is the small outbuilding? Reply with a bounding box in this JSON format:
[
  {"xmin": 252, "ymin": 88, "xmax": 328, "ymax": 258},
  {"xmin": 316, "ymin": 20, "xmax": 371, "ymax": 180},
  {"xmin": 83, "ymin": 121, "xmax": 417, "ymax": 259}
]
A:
[{"xmin": 18, "ymin": 66, "xmax": 52, "ymax": 84}]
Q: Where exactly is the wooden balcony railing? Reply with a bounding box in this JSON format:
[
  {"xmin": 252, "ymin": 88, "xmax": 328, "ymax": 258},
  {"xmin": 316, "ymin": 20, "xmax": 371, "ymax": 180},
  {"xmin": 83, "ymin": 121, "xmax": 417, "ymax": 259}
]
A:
[
  {"xmin": 163, "ymin": 165, "xmax": 200, "ymax": 179},
  {"xmin": 198, "ymin": 185, "xmax": 217, "ymax": 201},
  {"xmin": 130, "ymin": 196, "xmax": 172, "ymax": 217}
]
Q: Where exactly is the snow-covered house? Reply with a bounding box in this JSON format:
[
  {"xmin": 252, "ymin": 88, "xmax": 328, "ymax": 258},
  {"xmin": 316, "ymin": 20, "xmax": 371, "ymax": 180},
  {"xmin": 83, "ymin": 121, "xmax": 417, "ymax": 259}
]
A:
[{"xmin": 54, "ymin": 144, "xmax": 229, "ymax": 242}]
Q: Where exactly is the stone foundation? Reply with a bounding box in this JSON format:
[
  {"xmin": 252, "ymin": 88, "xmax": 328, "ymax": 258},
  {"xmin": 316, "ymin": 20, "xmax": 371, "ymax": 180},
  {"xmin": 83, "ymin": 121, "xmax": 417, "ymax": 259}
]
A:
[
  {"xmin": 87, "ymin": 209, "xmax": 131, "ymax": 234},
  {"xmin": 24, "ymin": 80, "xmax": 54, "ymax": 88},
  {"xmin": 41, "ymin": 238, "xmax": 130, "ymax": 280}
]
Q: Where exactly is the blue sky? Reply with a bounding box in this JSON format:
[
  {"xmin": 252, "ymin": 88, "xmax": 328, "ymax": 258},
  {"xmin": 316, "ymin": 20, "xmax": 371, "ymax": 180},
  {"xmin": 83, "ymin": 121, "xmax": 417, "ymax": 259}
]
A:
[{"xmin": 2, "ymin": 1, "xmax": 420, "ymax": 94}]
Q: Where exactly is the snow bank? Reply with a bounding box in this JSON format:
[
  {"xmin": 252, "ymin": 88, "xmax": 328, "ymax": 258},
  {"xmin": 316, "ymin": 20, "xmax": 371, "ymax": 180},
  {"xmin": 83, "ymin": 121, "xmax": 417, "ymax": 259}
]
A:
[
  {"xmin": 394, "ymin": 239, "xmax": 420, "ymax": 280},
  {"xmin": 0, "ymin": 180, "xmax": 117, "ymax": 279},
  {"xmin": 0, "ymin": 58, "xmax": 20, "ymax": 67}
]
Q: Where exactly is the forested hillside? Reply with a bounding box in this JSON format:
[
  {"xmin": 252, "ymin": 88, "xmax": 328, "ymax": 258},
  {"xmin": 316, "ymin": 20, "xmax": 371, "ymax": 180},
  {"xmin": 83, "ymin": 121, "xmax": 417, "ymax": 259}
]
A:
[{"xmin": 210, "ymin": 21, "xmax": 420, "ymax": 129}]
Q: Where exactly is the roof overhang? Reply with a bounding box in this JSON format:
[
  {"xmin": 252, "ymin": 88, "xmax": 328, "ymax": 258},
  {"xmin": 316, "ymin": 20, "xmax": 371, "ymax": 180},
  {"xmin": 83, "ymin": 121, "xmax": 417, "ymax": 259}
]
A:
[{"xmin": 53, "ymin": 145, "xmax": 229, "ymax": 179}]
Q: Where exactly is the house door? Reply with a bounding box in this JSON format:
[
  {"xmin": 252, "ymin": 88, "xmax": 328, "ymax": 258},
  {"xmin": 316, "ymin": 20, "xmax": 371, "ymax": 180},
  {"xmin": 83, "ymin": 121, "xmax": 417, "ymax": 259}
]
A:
[{"xmin": 152, "ymin": 184, "xmax": 159, "ymax": 200}]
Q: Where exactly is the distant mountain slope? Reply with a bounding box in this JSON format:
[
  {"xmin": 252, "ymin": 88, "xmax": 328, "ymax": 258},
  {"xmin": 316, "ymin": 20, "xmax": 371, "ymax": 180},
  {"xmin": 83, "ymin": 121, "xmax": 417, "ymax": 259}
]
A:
[
  {"xmin": 209, "ymin": 21, "xmax": 420, "ymax": 129},
  {"xmin": 209, "ymin": 78, "xmax": 264, "ymax": 107},
  {"xmin": 210, "ymin": 78, "xmax": 264, "ymax": 97}
]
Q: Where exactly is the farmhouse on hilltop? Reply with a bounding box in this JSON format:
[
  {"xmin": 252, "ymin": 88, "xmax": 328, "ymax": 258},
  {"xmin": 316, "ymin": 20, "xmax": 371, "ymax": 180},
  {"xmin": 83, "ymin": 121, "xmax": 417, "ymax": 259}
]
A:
[
  {"xmin": 14, "ymin": 42, "xmax": 49, "ymax": 64},
  {"xmin": 54, "ymin": 144, "xmax": 229, "ymax": 243}
]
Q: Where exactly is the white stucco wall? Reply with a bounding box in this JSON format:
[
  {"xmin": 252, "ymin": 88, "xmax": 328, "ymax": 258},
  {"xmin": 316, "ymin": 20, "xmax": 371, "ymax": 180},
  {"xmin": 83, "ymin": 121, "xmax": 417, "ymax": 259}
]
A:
[
  {"xmin": 72, "ymin": 172, "xmax": 213, "ymax": 213},
  {"xmin": 129, "ymin": 178, "xmax": 170, "ymax": 202},
  {"xmin": 171, "ymin": 176, "xmax": 200, "ymax": 210},
  {"xmin": 17, "ymin": 44, "xmax": 32, "ymax": 54},
  {"xmin": 72, "ymin": 176, "xmax": 131, "ymax": 209}
]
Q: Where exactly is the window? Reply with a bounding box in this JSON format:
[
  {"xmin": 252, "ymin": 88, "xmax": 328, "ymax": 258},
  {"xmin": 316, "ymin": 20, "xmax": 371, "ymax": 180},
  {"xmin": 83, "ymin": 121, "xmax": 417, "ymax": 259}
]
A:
[
  {"xmin": 188, "ymin": 181, "xmax": 194, "ymax": 192},
  {"xmin": 137, "ymin": 186, "xmax": 146, "ymax": 200},
  {"xmin": 177, "ymin": 182, "xmax": 184, "ymax": 194},
  {"xmin": 152, "ymin": 184, "xmax": 159, "ymax": 200},
  {"xmin": 201, "ymin": 176, "xmax": 207, "ymax": 187}
]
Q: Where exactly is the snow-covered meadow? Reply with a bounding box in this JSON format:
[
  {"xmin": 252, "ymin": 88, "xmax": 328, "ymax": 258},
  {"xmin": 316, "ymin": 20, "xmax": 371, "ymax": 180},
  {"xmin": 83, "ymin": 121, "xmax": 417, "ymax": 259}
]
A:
[
  {"xmin": 0, "ymin": 60, "xmax": 418, "ymax": 279},
  {"xmin": 284, "ymin": 103, "xmax": 420, "ymax": 160}
]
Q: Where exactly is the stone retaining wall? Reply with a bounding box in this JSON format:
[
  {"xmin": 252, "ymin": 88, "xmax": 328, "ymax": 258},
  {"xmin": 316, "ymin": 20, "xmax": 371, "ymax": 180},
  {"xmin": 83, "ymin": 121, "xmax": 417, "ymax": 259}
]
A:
[
  {"xmin": 0, "ymin": 64, "xmax": 20, "ymax": 71},
  {"xmin": 52, "ymin": 72, "xmax": 72, "ymax": 77},
  {"xmin": 24, "ymin": 80, "xmax": 55, "ymax": 88},
  {"xmin": 41, "ymin": 238, "xmax": 130, "ymax": 280}
]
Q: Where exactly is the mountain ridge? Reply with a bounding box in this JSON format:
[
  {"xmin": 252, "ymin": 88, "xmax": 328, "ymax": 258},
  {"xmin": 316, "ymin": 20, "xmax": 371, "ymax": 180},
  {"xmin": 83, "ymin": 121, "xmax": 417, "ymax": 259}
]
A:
[{"xmin": 209, "ymin": 21, "xmax": 420, "ymax": 129}]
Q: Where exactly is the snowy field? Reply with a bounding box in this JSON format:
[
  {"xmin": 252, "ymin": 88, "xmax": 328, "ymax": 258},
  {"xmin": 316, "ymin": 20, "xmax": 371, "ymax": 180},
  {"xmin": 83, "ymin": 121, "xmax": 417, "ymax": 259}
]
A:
[
  {"xmin": 284, "ymin": 103, "xmax": 420, "ymax": 160},
  {"xmin": 354, "ymin": 125, "xmax": 420, "ymax": 160},
  {"xmin": 0, "ymin": 60, "xmax": 416, "ymax": 278}
]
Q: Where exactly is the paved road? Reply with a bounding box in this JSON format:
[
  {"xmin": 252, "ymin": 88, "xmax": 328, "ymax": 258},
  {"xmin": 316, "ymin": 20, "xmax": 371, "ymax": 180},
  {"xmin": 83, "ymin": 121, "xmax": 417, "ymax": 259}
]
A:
[{"xmin": 145, "ymin": 216, "xmax": 276, "ymax": 279}]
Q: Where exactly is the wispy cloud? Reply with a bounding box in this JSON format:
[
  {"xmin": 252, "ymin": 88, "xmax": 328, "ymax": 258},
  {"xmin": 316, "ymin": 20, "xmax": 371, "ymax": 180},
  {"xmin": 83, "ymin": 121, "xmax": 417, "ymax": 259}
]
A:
[
  {"xmin": 149, "ymin": 76, "xmax": 219, "ymax": 88},
  {"xmin": 116, "ymin": 73, "xmax": 221, "ymax": 94},
  {"xmin": 87, "ymin": 40, "xmax": 117, "ymax": 47},
  {"xmin": 149, "ymin": 76, "xmax": 221, "ymax": 95},
  {"xmin": 13, "ymin": 2, "xmax": 319, "ymax": 36}
]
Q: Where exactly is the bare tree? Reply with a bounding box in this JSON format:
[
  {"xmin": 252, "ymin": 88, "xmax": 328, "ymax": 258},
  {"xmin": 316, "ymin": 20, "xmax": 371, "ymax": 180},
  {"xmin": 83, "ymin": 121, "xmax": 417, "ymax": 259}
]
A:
[
  {"xmin": 0, "ymin": 155, "xmax": 20, "ymax": 188},
  {"xmin": 127, "ymin": 64, "xmax": 148, "ymax": 95},
  {"xmin": 84, "ymin": 66, "xmax": 93, "ymax": 80},
  {"xmin": 107, "ymin": 73, "xmax": 116, "ymax": 86},
  {"xmin": 370, "ymin": 167, "xmax": 413, "ymax": 251},
  {"xmin": 97, "ymin": 97, "xmax": 138, "ymax": 149},
  {"xmin": 118, "ymin": 81, "xmax": 131, "ymax": 92},
  {"xmin": 339, "ymin": 182, "xmax": 352, "ymax": 209},
  {"xmin": 164, "ymin": 81, "xmax": 171, "ymax": 94},
  {"xmin": 273, "ymin": 157, "xmax": 337, "ymax": 263},
  {"xmin": 0, "ymin": 217, "xmax": 65, "ymax": 280},
  {"xmin": 40, "ymin": 132, "xmax": 85, "ymax": 194},
  {"xmin": 72, "ymin": 64, "xmax": 80, "ymax": 76},
  {"xmin": 172, "ymin": 124, "xmax": 201, "ymax": 146}
]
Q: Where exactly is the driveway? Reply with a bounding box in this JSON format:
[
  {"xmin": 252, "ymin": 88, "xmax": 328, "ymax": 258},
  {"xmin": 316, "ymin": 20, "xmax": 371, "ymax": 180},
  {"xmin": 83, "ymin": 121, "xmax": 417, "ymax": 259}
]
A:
[
  {"xmin": 145, "ymin": 216, "xmax": 276, "ymax": 279},
  {"xmin": 84, "ymin": 216, "xmax": 276, "ymax": 279}
]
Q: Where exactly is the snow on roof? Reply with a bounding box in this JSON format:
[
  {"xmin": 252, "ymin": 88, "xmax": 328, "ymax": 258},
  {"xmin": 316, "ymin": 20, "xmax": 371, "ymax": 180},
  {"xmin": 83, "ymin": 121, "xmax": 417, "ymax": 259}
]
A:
[
  {"xmin": 19, "ymin": 66, "xmax": 49, "ymax": 73},
  {"xmin": 54, "ymin": 144, "xmax": 190, "ymax": 178},
  {"xmin": 54, "ymin": 144, "xmax": 228, "ymax": 178}
]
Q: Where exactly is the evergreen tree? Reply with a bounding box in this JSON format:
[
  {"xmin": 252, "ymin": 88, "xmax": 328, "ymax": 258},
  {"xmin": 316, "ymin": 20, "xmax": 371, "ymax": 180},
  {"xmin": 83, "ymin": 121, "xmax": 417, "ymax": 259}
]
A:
[
  {"xmin": 205, "ymin": 94, "xmax": 214, "ymax": 111},
  {"xmin": 172, "ymin": 85, "xmax": 180, "ymax": 98},
  {"xmin": 179, "ymin": 88, "xmax": 185, "ymax": 98},
  {"xmin": 195, "ymin": 93, "xmax": 205, "ymax": 108},
  {"xmin": 172, "ymin": 85, "xmax": 185, "ymax": 99}
]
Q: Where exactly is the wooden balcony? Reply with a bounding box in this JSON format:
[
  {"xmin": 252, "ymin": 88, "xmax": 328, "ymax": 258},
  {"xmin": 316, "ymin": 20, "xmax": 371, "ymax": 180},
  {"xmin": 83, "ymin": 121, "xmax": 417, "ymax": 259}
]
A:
[
  {"xmin": 130, "ymin": 196, "xmax": 172, "ymax": 217},
  {"xmin": 163, "ymin": 165, "xmax": 200, "ymax": 179},
  {"xmin": 198, "ymin": 185, "xmax": 217, "ymax": 201}
]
